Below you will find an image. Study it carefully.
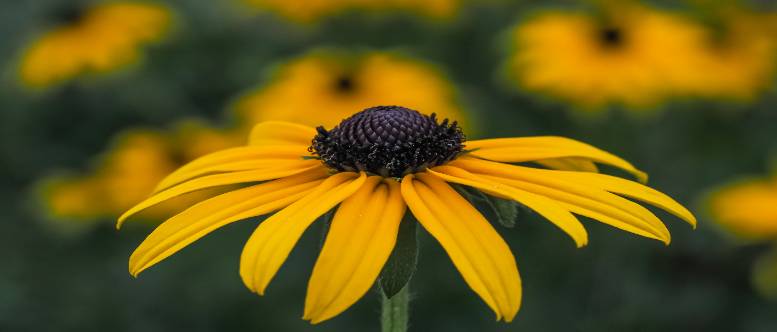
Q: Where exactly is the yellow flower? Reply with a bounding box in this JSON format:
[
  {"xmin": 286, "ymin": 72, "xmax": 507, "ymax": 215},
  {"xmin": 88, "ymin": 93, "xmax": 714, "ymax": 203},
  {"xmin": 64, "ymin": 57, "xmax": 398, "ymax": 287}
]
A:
[
  {"xmin": 243, "ymin": 0, "xmax": 458, "ymax": 22},
  {"xmin": 504, "ymin": 5, "xmax": 708, "ymax": 109},
  {"xmin": 707, "ymin": 175, "xmax": 777, "ymax": 240},
  {"xmin": 39, "ymin": 121, "xmax": 240, "ymax": 223},
  {"xmin": 19, "ymin": 2, "xmax": 171, "ymax": 88},
  {"xmin": 233, "ymin": 50, "xmax": 468, "ymax": 131},
  {"xmin": 119, "ymin": 106, "xmax": 695, "ymax": 323}
]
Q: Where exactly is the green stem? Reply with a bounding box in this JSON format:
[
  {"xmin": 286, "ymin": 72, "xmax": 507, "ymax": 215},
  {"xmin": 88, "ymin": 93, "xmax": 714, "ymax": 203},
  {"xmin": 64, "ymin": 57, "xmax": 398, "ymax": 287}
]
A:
[{"xmin": 381, "ymin": 285, "xmax": 409, "ymax": 332}]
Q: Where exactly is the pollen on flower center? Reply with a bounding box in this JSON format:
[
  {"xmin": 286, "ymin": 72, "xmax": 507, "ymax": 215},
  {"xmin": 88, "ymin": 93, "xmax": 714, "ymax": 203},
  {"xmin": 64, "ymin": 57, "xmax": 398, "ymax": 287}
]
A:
[{"xmin": 309, "ymin": 105, "xmax": 465, "ymax": 177}]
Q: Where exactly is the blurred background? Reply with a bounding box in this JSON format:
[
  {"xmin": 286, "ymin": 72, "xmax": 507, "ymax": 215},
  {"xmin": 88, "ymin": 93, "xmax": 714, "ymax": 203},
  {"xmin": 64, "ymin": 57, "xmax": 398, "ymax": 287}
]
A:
[{"xmin": 1, "ymin": 0, "xmax": 777, "ymax": 331}]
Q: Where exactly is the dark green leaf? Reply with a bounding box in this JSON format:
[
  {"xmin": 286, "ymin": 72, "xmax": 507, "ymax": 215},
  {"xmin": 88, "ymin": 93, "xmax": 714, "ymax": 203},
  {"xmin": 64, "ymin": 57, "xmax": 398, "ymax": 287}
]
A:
[{"xmin": 379, "ymin": 213, "xmax": 418, "ymax": 299}]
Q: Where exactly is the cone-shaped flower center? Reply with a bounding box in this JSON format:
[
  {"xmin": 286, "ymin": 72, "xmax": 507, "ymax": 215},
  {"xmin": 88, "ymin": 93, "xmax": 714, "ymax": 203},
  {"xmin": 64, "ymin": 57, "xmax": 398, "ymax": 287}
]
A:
[
  {"xmin": 334, "ymin": 75, "xmax": 356, "ymax": 93},
  {"xmin": 599, "ymin": 27, "xmax": 625, "ymax": 48},
  {"xmin": 310, "ymin": 105, "xmax": 465, "ymax": 177}
]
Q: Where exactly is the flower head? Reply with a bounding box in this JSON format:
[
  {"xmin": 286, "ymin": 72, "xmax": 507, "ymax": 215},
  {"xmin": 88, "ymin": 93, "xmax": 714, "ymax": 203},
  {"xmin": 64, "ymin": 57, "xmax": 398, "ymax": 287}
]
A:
[
  {"xmin": 707, "ymin": 174, "xmax": 777, "ymax": 240},
  {"xmin": 19, "ymin": 2, "xmax": 171, "ymax": 88},
  {"xmin": 38, "ymin": 121, "xmax": 239, "ymax": 223},
  {"xmin": 232, "ymin": 50, "xmax": 468, "ymax": 130},
  {"xmin": 310, "ymin": 106, "xmax": 464, "ymax": 177},
  {"xmin": 120, "ymin": 106, "xmax": 695, "ymax": 323}
]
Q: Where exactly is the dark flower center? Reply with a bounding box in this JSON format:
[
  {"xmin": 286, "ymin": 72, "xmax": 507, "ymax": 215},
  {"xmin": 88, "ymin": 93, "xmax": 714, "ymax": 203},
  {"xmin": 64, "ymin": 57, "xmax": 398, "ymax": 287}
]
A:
[
  {"xmin": 310, "ymin": 106, "xmax": 465, "ymax": 177},
  {"xmin": 599, "ymin": 27, "xmax": 624, "ymax": 47},
  {"xmin": 334, "ymin": 76, "xmax": 356, "ymax": 93}
]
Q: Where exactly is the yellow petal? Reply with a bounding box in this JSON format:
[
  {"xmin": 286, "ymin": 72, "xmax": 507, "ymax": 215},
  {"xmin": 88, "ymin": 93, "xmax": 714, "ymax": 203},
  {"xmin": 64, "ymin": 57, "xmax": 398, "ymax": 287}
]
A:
[
  {"xmin": 401, "ymin": 173, "xmax": 521, "ymax": 322},
  {"xmin": 129, "ymin": 173, "xmax": 326, "ymax": 276},
  {"xmin": 240, "ymin": 172, "xmax": 367, "ymax": 295},
  {"xmin": 428, "ymin": 166, "xmax": 588, "ymax": 247},
  {"xmin": 154, "ymin": 145, "xmax": 310, "ymax": 192},
  {"xmin": 304, "ymin": 178, "xmax": 405, "ymax": 324},
  {"xmin": 466, "ymin": 137, "xmax": 647, "ymax": 182},
  {"xmin": 553, "ymin": 171, "xmax": 696, "ymax": 228},
  {"xmin": 117, "ymin": 165, "xmax": 327, "ymax": 228},
  {"xmin": 249, "ymin": 121, "xmax": 318, "ymax": 146},
  {"xmin": 453, "ymin": 158, "xmax": 671, "ymax": 244},
  {"xmin": 535, "ymin": 157, "xmax": 598, "ymax": 173}
]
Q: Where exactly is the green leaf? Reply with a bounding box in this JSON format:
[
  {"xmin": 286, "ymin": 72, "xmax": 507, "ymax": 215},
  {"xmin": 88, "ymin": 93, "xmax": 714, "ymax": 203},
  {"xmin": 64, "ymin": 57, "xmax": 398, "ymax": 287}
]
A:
[
  {"xmin": 379, "ymin": 213, "xmax": 419, "ymax": 299},
  {"xmin": 453, "ymin": 184, "xmax": 519, "ymax": 228}
]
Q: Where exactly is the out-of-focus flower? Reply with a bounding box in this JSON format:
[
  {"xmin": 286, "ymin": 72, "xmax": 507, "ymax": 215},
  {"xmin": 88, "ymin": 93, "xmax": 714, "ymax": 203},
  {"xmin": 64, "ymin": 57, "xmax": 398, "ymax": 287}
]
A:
[
  {"xmin": 707, "ymin": 174, "xmax": 777, "ymax": 240},
  {"xmin": 242, "ymin": 0, "xmax": 459, "ymax": 22},
  {"xmin": 38, "ymin": 120, "xmax": 240, "ymax": 225},
  {"xmin": 232, "ymin": 50, "xmax": 470, "ymax": 130},
  {"xmin": 119, "ymin": 106, "xmax": 694, "ymax": 324},
  {"xmin": 504, "ymin": 4, "xmax": 706, "ymax": 109},
  {"xmin": 19, "ymin": 2, "xmax": 171, "ymax": 88},
  {"xmin": 504, "ymin": 3, "xmax": 777, "ymax": 110}
]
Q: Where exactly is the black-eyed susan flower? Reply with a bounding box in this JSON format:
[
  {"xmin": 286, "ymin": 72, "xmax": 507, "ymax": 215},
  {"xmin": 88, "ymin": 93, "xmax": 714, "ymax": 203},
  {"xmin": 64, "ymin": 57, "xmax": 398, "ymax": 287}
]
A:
[
  {"xmin": 504, "ymin": 4, "xmax": 706, "ymax": 109},
  {"xmin": 38, "ymin": 120, "xmax": 240, "ymax": 224},
  {"xmin": 19, "ymin": 2, "xmax": 171, "ymax": 88},
  {"xmin": 707, "ymin": 173, "xmax": 777, "ymax": 240},
  {"xmin": 706, "ymin": 171, "xmax": 777, "ymax": 298},
  {"xmin": 119, "ymin": 106, "xmax": 695, "ymax": 323},
  {"xmin": 233, "ymin": 50, "xmax": 468, "ymax": 130},
  {"xmin": 242, "ymin": 0, "xmax": 458, "ymax": 23}
]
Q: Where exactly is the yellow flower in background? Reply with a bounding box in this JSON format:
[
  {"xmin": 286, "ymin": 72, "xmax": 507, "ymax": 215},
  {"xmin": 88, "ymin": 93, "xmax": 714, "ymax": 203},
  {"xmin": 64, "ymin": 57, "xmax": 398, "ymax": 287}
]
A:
[
  {"xmin": 707, "ymin": 170, "xmax": 777, "ymax": 299},
  {"xmin": 505, "ymin": 4, "xmax": 706, "ymax": 109},
  {"xmin": 243, "ymin": 0, "xmax": 458, "ymax": 22},
  {"xmin": 38, "ymin": 120, "xmax": 240, "ymax": 224},
  {"xmin": 119, "ymin": 106, "xmax": 694, "ymax": 323},
  {"xmin": 233, "ymin": 50, "xmax": 469, "ymax": 130},
  {"xmin": 20, "ymin": 2, "xmax": 171, "ymax": 88},
  {"xmin": 707, "ymin": 174, "xmax": 777, "ymax": 240}
]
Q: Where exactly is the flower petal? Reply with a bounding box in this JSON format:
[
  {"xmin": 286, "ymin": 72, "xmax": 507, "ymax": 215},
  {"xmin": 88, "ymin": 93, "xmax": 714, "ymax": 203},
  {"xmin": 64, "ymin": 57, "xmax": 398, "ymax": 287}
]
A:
[
  {"xmin": 117, "ymin": 164, "xmax": 327, "ymax": 228},
  {"xmin": 401, "ymin": 173, "xmax": 521, "ymax": 322},
  {"xmin": 428, "ymin": 166, "xmax": 588, "ymax": 247},
  {"xmin": 535, "ymin": 157, "xmax": 598, "ymax": 173},
  {"xmin": 128, "ymin": 170, "xmax": 327, "ymax": 276},
  {"xmin": 249, "ymin": 121, "xmax": 318, "ymax": 146},
  {"xmin": 452, "ymin": 158, "xmax": 671, "ymax": 244},
  {"xmin": 552, "ymin": 171, "xmax": 696, "ymax": 228},
  {"xmin": 154, "ymin": 145, "xmax": 311, "ymax": 192},
  {"xmin": 304, "ymin": 177, "xmax": 405, "ymax": 324},
  {"xmin": 465, "ymin": 137, "xmax": 647, "ymax": 182},
  {"xmin": 240, "ymin": 172, "xmax": 367, "ymax": 295}
]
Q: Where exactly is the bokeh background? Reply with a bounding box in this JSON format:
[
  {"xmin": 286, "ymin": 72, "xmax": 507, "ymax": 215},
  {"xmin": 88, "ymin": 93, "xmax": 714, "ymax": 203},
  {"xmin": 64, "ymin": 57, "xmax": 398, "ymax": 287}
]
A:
[{"xmin": 2, "ymin": 0, "xmax": 777, "ymax": 331}]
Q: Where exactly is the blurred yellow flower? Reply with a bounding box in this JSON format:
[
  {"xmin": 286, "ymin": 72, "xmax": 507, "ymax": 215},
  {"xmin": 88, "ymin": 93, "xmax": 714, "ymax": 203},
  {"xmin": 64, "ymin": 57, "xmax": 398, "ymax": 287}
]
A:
[
  {"xmin": 232, "ymin": 50, "xmax": 470, "ymax": 130},
  {"xmin": 243, "ymin": 0, "xmax": 459, "ymax": 22},
  {"xmin": 505, "ymin": 5, "xmax": 706, "ymax": 109},
  {"xmin": 707, "ymin": 174, "xmax": 777, "ymax": 240},
  {"xmin": 19, "ymin": 2, "xmax": 171, "ymax": 88},
  {"xmin": 38, "ymin": 120, "xmax": 240, "ymax": 224}
]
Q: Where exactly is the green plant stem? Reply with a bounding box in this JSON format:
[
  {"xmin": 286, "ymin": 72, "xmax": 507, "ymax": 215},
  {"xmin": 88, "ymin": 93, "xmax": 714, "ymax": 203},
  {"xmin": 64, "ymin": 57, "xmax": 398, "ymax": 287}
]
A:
[{"xmin": 381, "ymin": 285, "xmax": 409, "ymax": 332}]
